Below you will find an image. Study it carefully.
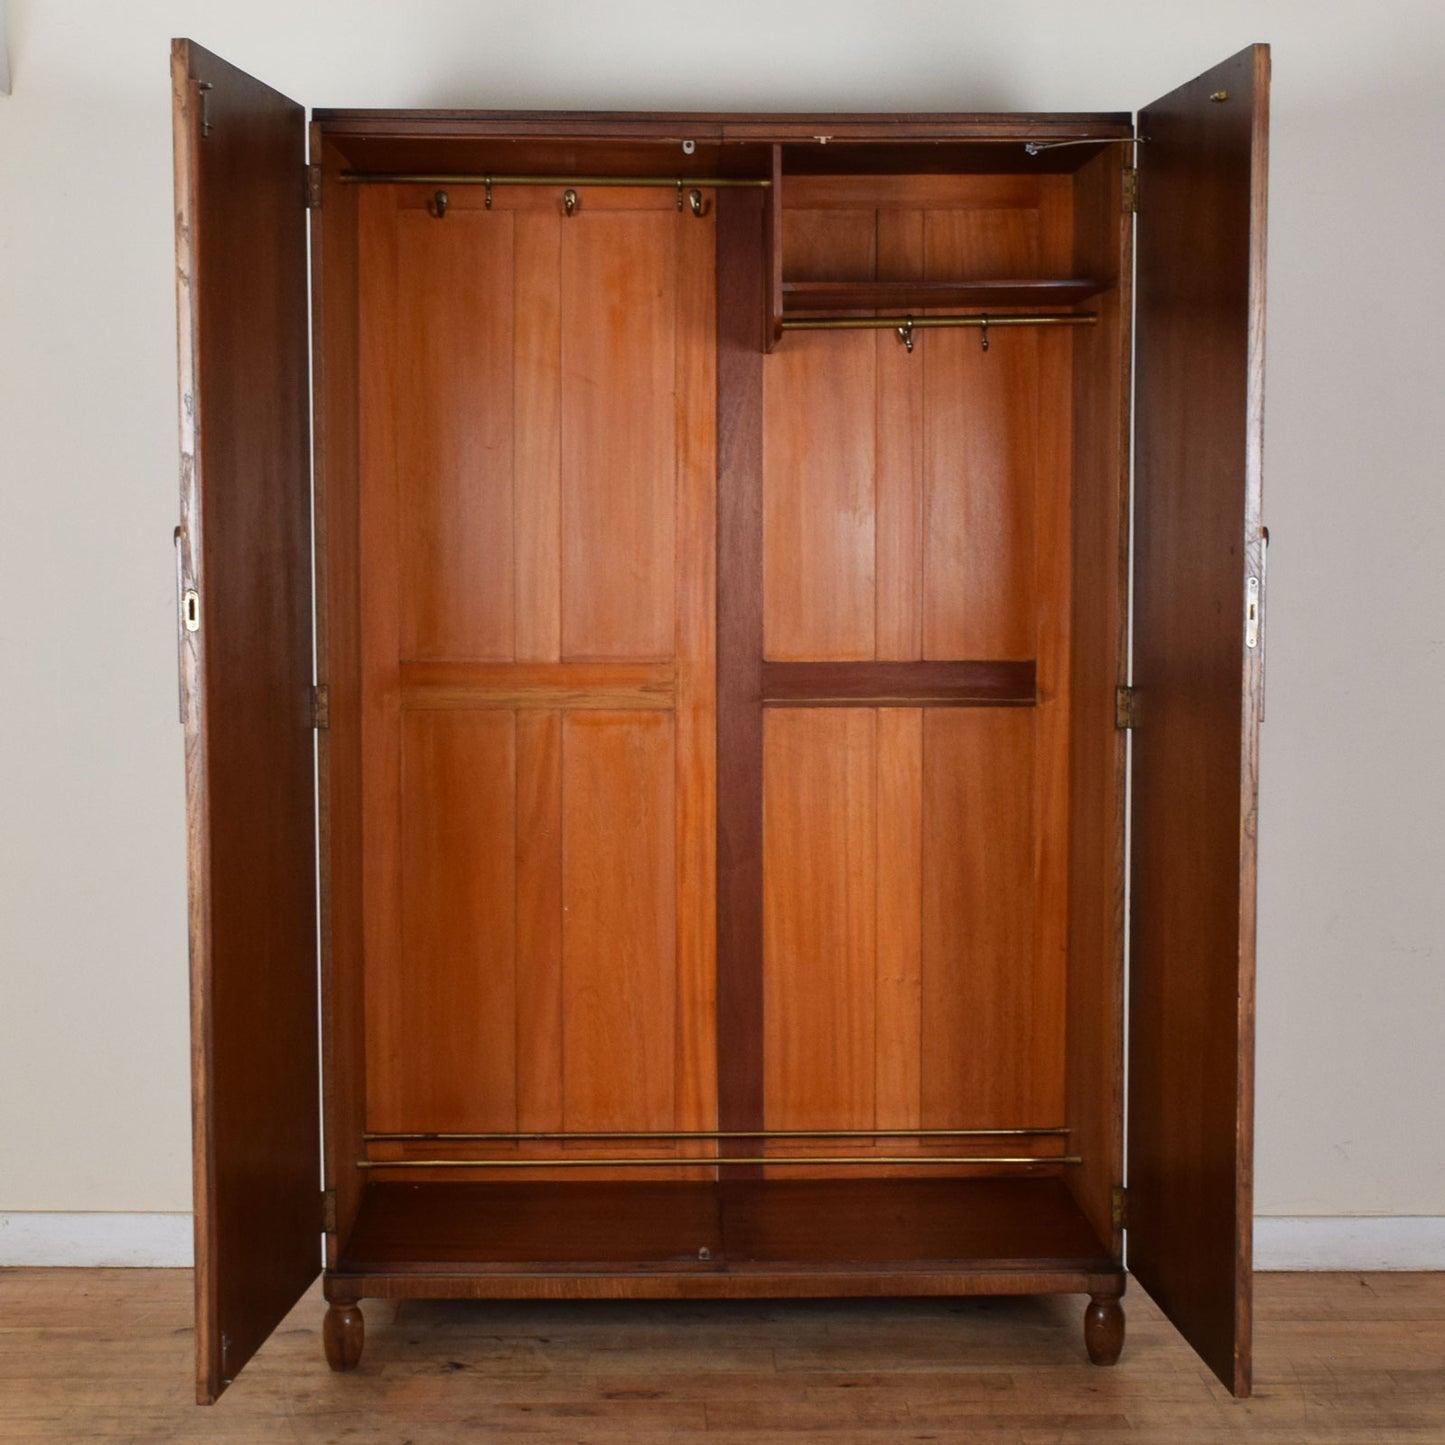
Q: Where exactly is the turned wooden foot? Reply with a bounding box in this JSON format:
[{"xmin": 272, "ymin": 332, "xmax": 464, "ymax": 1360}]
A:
[
  {"xmin": 323, "ymin": 1298, "xmax": 364, "ymax": 1371},
  {"xmin": 1084, "ymin": 1291, "xmax": 1125, "ymax": 1366}
]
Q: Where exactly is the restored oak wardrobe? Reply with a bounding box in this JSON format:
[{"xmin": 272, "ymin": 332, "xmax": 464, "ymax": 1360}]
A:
[{"xmin": 170, "ymin": 37, "xmax": 1269, "ymax": 1404}]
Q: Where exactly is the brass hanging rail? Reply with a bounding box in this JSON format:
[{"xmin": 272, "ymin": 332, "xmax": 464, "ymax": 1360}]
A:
[
  {"xmin": 365, "ymin": 1127, "xmax": 1069, "ymax": 1142},
  {"xmin": 784, "ymin": 311, "xmax": 1096, "ymax": 353},
  {"xmin": 783, "ymin": 313, "xmax": 1096, "ymax": 332},
  {"xmin": 339, "ymin": 172, "xmax": 771, "ymax": 187},
  {"xmin": 358, "ymin": 1155, "xmax": 1082, "ymax": 1169}
]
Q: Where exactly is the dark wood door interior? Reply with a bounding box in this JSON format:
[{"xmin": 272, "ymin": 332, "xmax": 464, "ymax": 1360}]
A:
[
  {"xmin": 1128, "ymin": 42, "xmax": 1270, "ymax": 1399},
  {"xmin": 171, "ymin": 39, "xmax": 320, "ymax": 1405}
]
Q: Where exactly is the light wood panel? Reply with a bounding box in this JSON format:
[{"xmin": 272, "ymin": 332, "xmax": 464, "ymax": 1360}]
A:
[
  {"xmin": 920, "ymin": 710, "xmax": 1058, "ymax": 1127},
  {"xmin": 561, "ymin": 207, "xmax": 678, "ymax": 661},
  {"xmin": 561, "ymin": 711, "xmax": 678, "ymax": 1131},
  {"xmin": 386, "ymin": 711, "xmax": 517, "ymax": 1130},
  {"xmin": 763, "ymin": 709, "xmax": 878, "ymax": 1130},
  {"xmin": 394, "ymin": 206, "xmax": 516, "ymax": 661},
  {"xmin": 355, "ymin": 185, "xmax": 717, "ymax": 1168}
]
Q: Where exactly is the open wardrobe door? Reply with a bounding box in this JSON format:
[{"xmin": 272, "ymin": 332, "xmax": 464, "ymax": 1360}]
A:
[
  {"xmin": 171, "ymin": 39, "xmax": 319, "ymax": 1403},
  {"xmin": 1127, "ymin": 43, "xmax": 1269, "ymax": 1398}
]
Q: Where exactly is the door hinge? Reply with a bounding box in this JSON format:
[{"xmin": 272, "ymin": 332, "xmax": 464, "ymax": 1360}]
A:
[
  {"xmin": 305, "ymin": 163, "xmax": 323, "ymax": 210},
  {"xmin": 322, "ymin": 1188, "xmax": 337, "ymax": 1234},
  {"xmin": 1122, "ymin": 165, "xmax": 1139, "ymax": 214},
  {"xmin": 312, "ymin": 683, "xmax": 330, "ymax": 730},
  {"xmin": 197, "ymin": 80, "xmax": 214, "ymax": 139},
  {"xmin": 1115, "ymin": 685, "xmax": 1139, "ymax": 731},
  {"xmin": 1111, "ymin": 1184, "xmax": 1129, "ymax": 1231}
]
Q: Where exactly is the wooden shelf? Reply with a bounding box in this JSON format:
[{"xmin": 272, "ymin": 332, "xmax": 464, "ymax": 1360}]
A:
[
  {"xmin": 782, "ymin": 278, "xmax": 1111, "ymax": 314},
  {"xmin": 336, "ymin": 1178, "xmax": 1113, "ymax": 1287}
]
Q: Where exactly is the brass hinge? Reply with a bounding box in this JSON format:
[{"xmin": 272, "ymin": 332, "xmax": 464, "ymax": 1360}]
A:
[
  {"xmin": 312, "ymin": 683, "xmax": 330, "ymax": 730},
  {"xmin": 1115, "ymin": 685, "xmax": 1139, "ymax": 731},
  {"xmin": 1122, "ymin": 165, "xmax": 1139, "ymax": 214},
  {"xmin": 197, "ymin": 81, "xmax": 214, "ymax": 140},
  {"xmin": 305, "ymin": 163, "xmax": 324, "ymax": 210},
  {"xmin": 322, "ymin": 1189, "xmax": 337, "ymax": 1234},
  {"xmin": 1111, "ymin": 1184, "xmax": 1129, "ymax": 1231}
]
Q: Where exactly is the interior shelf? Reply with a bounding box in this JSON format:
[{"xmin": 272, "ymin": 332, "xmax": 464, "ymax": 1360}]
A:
[
  {"xmin": 337, "ymin": 1177, "xmax": 1111, "ymax": 1278},
  {"xmin": 781, "ymin": 277, "xmax": 1111, "ymax": 314}
]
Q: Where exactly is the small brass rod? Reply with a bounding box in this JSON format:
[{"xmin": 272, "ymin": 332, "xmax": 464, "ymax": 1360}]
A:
[
  {"xmin": 339, "ymin": 172, "xmax": 771, "ymax": 187},
  {"xmin": 364, "ymin": 1127, "xmax": 1070, "ymax": 1142},
  {"xmin": 359, "ymin": 1156, "xmax": 1082, "ymax": 1169},
  {"xmin": 783, "ymin": 313, "xmax": 1096, "ymax": 332}
]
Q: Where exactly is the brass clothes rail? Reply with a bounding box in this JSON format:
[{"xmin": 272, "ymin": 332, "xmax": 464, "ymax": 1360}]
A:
[
  {"xmin": 365, "ymin": 1127, "xmax": 1070, "ymax": 1142},
  {"xmin": 783, "ymin": 311, "xmax": 1096, "ymax": 352},
  {"xmin": 358, "ymin": 1156, "xmax": 1082, "ymax": 1170}
]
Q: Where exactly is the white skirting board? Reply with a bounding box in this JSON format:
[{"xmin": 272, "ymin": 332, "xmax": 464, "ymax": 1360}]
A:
[
  {"xmin": 0, "ymin": 1213, "xmax": 193, "ymax": 1267},
  {"xmin": 2, "ymin": 1212, "xmax": 1444, "ymax": 1270}
]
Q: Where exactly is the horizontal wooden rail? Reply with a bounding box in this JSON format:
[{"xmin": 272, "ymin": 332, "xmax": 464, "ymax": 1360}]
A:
[{"xmin": 760, "ymin": 660, "xmax": 1035, "ymax": 707}]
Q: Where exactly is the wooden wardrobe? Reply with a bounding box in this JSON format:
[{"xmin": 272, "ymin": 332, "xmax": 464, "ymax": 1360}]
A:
[{"xmin": 170, "ymin": 37, "xmax": 1269, "ymax": 1404}]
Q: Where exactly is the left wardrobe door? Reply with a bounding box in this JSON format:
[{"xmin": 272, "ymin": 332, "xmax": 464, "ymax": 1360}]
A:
[{"xmin": 171, "ymin": 38, "xmax": 319, "ymax": 1404}]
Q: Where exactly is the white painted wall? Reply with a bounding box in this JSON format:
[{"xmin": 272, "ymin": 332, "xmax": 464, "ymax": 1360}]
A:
[{"xmin": 1, "ymin": 1, "xmax": 1442, "ymax": 1248}]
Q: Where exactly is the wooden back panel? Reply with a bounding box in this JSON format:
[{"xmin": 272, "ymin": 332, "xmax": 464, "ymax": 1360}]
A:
[
  {"xmin": 755, "ymin": 176, "xmax": 1075, "ymax": 1170},
  {"xmin": 355, "ymin": 186, "xmax": 717, "ymax": 1177}
]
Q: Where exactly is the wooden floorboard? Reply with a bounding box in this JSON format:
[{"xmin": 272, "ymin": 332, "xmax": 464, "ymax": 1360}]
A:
[{"xmin": 0, "ymin": 1269, "xmax": 1442, "ymax": 1439}]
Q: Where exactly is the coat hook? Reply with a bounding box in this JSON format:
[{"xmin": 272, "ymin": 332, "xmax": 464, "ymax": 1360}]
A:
[
  {"xmin": 897, "ymin": 317, "xmax": 915, "ymax": 353},
  {"xmin": 430, "ymin": 189, "xmax": 449, "ymax": 219},
  {"xmin": 980, "ymin": 314, "xmax": 990, "ymax": 352},
  {"xmin": 563, "ymin": 187, "xmax": 578, "ymax": 217},
  {"xmin": 688, "ymin": 188, "xmax": 705, "ymax": 217},
  {"xmin": 484, "ymin": 175, "xmax": 493, "ymax": 209}
]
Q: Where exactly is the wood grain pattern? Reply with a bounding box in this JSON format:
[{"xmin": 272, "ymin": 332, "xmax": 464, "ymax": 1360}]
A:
[
  {"xmin": 1063, "ymin": 148, "xmax": 1131, "ymax": 1260},
  {"xmin": 512, "ymin": 211, "xmax": 563, "ymax": 661},
  {"xmin": 1128, "ymin": 43, "xmax": 1269, "ymax": 1400},
  {"xmin": 921, "ymin": 711, "xmax": 1058, "ymax": 1127},
  {"xmin": 389, "ymin": 711, "xmax": 518, "ymax": 1130},
  {"xmin": 714, "ymin": 189, "xmax": 767, "ymax": 1165},
  {"xmin": 763, "ymin": 709, "xmax": 877, "ymax": 1131},
  {"xmin": 921, "ymin": 327, "xmax": 1038, "ymax": 659},
  {"xmin": 560, "ymin": 205, "xmax": 677, "ymax": 660},
  {"xmin": 171, "ymin": 38, "xmax": 318, "ymax": 1405},
  {"xmin": 394, "ymin": 204, "xmax": 516, "ymax": 660},
  {"xmin": 356, "ymin": 185, "xmax": 717, "ymax": 1172},
  {"xmin": 784, "ymin": 277, "xmax": 1110, "ymax": 312},
  {"xmin": 762, "ymin": 330, "xmax": 877, "ymax": 659},
  {"xmin": 561, "ymin": 712, "xmax": 678, "ymax": 1132},
  {"xmin": 873, "ymin": 708, "xmax": 924, "ymax": 1130},
  {"xmin": 8, "ymin": 1268, "xmax": 1435, "ymax": 1438},
  {"xmin": 400, "ymin": 661, "xmax": 675, "ymax": 711},
  {"xmin": 312, "ymin": 130, "xmax": 368, "ymax": 1275},
  {"xmin": 514, "ymin": 711, "xmax": 564, "ymax": 1133},
  {"xmin": 761, "ymin": 660, "xmax": 1035, "ymax": 706}
]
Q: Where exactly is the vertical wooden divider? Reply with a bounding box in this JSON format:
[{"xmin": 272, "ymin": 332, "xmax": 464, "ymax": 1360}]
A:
[{"xmin": 716, "ymin": 189, "xmax": 766, "ymax": 1177}]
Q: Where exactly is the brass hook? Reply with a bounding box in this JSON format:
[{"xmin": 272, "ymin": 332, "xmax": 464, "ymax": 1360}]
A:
[
  {"xmin": 897, "ymin": 317, "xmax": 915, "ymax": 354},
  {"xmin": 563, "ymin": 188, "xmax": 578, "ymax": 217},
  {"xmin": 688, "ymin": 188, "xmax": 705, "ymax": 217},
  {"xmin": 430, "ymin": 189, "xmax": 449, "ymax": 219},
  {"xmin": 980, "ymin": 314, "xmax": 990, "ymax": 352}
]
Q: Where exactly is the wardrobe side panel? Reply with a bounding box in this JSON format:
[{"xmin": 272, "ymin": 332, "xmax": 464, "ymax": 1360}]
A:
[{"xmin": 1063, "ymin": 150, "xmax": 1131, "ymax": 1257}]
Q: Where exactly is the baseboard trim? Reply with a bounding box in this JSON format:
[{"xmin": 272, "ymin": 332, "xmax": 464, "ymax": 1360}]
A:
[
  {"xmin": 2, "ymin": 1212, "xmax": 1442, "ymax": 1271},
  {"xmin": 1255, "ymin": 1215, "xmax": 1445, "ymax": 1270},
  {"xmin": 0, "ymin": 1213, "xmax": 193, "ymax": 1267}
]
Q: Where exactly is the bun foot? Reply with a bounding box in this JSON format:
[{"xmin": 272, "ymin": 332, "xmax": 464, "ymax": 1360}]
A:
[
  {"xmin": 323, "ymin": 1298, "xmax": 364, "ymax": 1371},
  {"xmin": 1084, "ymin": 1291, "xmax": 1125, "ymax": 1366}
]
